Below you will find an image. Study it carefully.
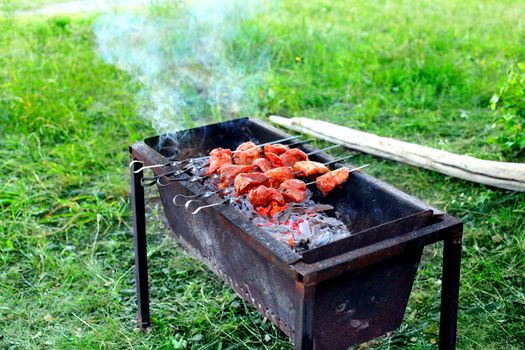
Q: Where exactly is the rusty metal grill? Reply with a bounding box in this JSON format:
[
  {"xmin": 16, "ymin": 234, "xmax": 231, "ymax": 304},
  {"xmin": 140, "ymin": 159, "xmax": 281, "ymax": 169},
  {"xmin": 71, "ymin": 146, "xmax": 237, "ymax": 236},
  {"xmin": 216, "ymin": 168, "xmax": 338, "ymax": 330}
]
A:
[{"xmin": 129, "ymin": 117, "xmax": 462, "ymax": 350}]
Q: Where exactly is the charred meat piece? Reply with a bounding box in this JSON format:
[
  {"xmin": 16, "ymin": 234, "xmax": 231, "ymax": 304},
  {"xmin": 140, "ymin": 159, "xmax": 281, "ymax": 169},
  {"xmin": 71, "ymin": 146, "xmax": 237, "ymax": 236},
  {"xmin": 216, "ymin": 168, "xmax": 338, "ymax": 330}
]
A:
[
  {"xmin": 280, "ymin": 148, "xmax": 308, "ymax": 167},
  {"xmin": 248, "ymin": 185, "xmax": 285, "ymax": 208},
  {"xmin": 279, "ymin": 179, "xmax": 306, "ymax": 203},
  {"xmin": 233, "ymin": 142, "xmax": 262, "ymax": 165},
  {"xmin": 234, "ymin": 173, "xmax": 268, "ymax": 197},
  {"xmin": 316, "ymin": 167, "xmax": 350, "ymax": 196},
  {"xmin": 264, "ymin": 143, "xmax": 289, "ymax": 155},
  {"xmin": 293, "ymin": 161, "xmax": 330, "ymax": 177},
  {"xmin": 264, "ymin": 166, "xmax": 295, "ymax": 187},
  {"xmin": 217, "ymin": 164, "xmax": 255, "ymax": 190},
  {"xmin": 234, "ymin": 147, "xmax": 262, "ymax": 165},
  {"xmin": 264, "ymin": 152, "xmax": 284, "ymax": 168},
  {"xmin": 206, "ymin": 148, "xmax": 233, "ymax": 175},
  {"xmin": 252, "ymin": 158, "xmax": 272, "ymax": 172},
  {"xmin": 236, "ymin": 141, "xmax": 258, "ymax": 152}
]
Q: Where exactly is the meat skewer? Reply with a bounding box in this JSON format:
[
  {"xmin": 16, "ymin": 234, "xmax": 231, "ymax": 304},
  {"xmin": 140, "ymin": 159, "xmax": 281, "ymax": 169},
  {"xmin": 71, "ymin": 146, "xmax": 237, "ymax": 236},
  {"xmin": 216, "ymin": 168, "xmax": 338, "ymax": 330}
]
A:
[
  {"xmin": 203, "ymin": 138, "xmax": 314, "ymax": 168},
  {"xmin": 240, "ymin": 157, "xmax": 354, "ymax": 197},
  {"xmin": 174, "ymin": 156, "xmax": 352, "ymax": 207},
  {"xmin": 153, "ymin": 145, "xmax": 343, "ymax": 187},
  {"xmin": 293, "ymin": 161, "xmax": 330, "ymax": 177},
  {"xmin": 185, "ymin": 164, "xmax": 369, "ymax": 216},
  {"xmin": 139, "ymin": 138, "xmax": 315, "ymax": 186},
  {"xmin": 130, "ymin": 135, "xmax": 301, "ymax": 174},
  {"xmin": 305, "ymin": 164, "xmax": 370, "ymax": 196},
  {"xmin": 215, "ymin": 144, "xmax": 340, "ymax": 180}
]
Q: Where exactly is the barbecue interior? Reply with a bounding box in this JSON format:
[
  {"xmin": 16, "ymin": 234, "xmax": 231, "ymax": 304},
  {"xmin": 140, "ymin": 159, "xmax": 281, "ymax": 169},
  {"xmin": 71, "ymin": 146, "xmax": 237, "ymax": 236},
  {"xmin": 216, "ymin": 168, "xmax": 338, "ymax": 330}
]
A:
[{"xmin": 145, "ymin": 118, "xmax": 432, "ymax": 253}]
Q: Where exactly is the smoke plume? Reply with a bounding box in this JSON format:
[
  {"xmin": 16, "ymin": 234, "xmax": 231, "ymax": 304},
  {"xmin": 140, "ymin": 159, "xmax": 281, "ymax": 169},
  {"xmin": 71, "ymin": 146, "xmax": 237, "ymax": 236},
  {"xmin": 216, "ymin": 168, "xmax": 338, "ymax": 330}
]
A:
[{"xmin": 93, "ymin": 0, "xmax": 271, "ymax": 135}]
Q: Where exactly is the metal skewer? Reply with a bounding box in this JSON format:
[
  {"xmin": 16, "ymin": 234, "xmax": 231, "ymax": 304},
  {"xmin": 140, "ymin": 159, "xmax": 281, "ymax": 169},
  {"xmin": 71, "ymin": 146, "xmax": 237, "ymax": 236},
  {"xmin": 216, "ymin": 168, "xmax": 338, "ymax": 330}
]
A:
[
  {"xmin": 304, "ymin": 164, "xmax": 370, "ymax": 186},
  {"xmin": 129, "ymin": 135, "xmax": 301, "ymax": 174},
  {"xmin": 140, "ymin": 164, "xmax": 199, "ymax": 187},
  {"xmin": 186, "ymin": 197, "xmax": 233, "ymax": 215},
  {"xmin": 173, "ymin": 189, "xmax": 221, "ymax": 206}
]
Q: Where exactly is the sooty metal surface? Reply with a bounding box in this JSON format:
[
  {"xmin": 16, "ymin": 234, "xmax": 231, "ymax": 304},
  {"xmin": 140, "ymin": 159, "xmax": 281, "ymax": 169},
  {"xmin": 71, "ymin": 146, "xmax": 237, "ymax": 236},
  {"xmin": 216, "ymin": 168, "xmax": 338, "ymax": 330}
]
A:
[{"xmin": 129, "ymin": 118, "xmax": 463, "ymax": 350}]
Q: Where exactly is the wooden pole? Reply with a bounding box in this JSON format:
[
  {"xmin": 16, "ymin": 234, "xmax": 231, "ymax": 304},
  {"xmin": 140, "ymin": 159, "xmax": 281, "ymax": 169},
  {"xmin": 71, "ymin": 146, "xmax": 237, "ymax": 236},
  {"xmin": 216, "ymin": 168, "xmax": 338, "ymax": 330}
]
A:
[{"xmin": 269, "ymin": 116, "xmax": 525, "ymax": 192}]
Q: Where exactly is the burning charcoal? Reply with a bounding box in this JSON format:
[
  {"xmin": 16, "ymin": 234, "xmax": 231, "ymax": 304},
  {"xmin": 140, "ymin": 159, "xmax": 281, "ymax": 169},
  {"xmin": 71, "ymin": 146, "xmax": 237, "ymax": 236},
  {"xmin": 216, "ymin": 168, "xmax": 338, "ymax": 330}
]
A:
[
  {"xmin": 272, "ymin": 207, "xmax": 292, "ymax": 222},
  {"xmin": 266, "ymin": 225, "xmax": 291, "ymax": 234},
  {"xmin": 293, "ymin": 240, "xmax": 310, "ymax": 253},
  {"xmin": 309, "ymin": 204, "xmax": 334, "ymax": 213},
  {"xmin": 313, "ymin": 231, "xmax": 333, "ymax": 247},
  {"xmin": 298, "ymin": 220, "xmax": 311, "ymax": 237}
]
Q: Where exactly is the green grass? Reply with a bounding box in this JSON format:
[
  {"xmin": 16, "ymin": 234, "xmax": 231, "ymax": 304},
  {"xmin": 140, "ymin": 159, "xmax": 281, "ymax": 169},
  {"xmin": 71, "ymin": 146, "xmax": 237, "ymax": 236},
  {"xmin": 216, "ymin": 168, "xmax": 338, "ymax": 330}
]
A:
[
  {"xmin": 1, "ymin": 1, "xmax": 524, "ymax": 349},
  {"xmin": 1, "ymin": 0, "xmax": 69, "ymax": 12}
]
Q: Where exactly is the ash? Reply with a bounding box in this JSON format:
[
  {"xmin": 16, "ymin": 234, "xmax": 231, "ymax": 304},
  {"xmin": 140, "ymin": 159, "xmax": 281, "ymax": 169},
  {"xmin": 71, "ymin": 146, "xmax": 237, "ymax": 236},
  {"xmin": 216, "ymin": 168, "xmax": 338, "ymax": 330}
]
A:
[{"xmin": 187, "ymin": 160, "xmax": 352, "ymax": 253}]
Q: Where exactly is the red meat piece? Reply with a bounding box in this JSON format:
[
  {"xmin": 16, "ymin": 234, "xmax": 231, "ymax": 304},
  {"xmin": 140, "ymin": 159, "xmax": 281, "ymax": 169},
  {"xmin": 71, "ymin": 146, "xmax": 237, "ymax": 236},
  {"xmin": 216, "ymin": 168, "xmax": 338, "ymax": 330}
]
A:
[
  {"xmin": 280, "ymin": 148, "xmax": 308, "ymax": 167},
  {"xmin": 316, "ymin": 167, "xmax": 350, "ymax": 196},
  {"xmin": 206, "ymin": 148, "xmax": 233, "ymax": 175},
  {"xmin": 279, "ymin": 179, "xmax": 306, "ymax": 203}
]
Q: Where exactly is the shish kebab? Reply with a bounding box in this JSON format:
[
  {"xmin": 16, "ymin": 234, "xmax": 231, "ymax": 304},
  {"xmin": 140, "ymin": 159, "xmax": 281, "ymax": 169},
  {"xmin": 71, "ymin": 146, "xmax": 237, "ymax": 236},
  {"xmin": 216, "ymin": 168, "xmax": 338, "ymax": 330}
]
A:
[
  {"xmin": 141, "ymin": 140, "xmax": 340, "ymax": 187},
  {"xmin": 152, "ymin": 144, "xmax": 341, "ymax": 187},
  {"xmin": 129, "ymin": 135, "xmax": 301, "ymax": 174},
  {"xmin": 165, "ymin": 139, "xmax": 369, "ymax": 216},
  {"xmin": 172, "ymin": 156, "xmax": 353, "ymax": 206},
  {"xmin": 194, "ymin": 141, "xmax": 344, "ymax": 192},
  {"xmin": 185, "ymin": 164, "xmax": 369, "ymax": 215},
  {"xmin": 140, "ymin": 138, "xmax": 317, "ymax": 186}
]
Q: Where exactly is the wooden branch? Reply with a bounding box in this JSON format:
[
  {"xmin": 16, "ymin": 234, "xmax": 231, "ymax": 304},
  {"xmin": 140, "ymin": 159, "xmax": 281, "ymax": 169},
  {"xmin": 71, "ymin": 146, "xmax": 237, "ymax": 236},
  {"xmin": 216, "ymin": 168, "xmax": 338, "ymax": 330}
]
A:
[{"xmin": 269, "ymin": 116, "xmax": 525, "ymax": 192}]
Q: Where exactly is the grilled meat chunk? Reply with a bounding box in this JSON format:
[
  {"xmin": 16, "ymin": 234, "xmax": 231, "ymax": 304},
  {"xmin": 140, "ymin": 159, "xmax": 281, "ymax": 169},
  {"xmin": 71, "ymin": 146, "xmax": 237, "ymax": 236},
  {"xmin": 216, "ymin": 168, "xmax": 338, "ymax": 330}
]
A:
[
  {"xmin": 234, "ymin": 147, "xmax": 261, "ymax": 165},
  {"xmin": 264, "ymin": 152, "xmax": 284, "ymax": 168},
  {"xmin": 248, "ymin": 185, "xmax": 285, "ymax": 208},
  {"xmin": 252, "ymin": 158, "xmax": 272, "ymax": 172},
  {"xmin": 233, "ymin": 142, "xmax": 262, "ymax": 165},
  {"xmin": 315, "ymin": 167, "xmax": 350, "ymax": 196},
  {"xmin": 293, "ymin": 161, "xmax": 330, "ymax": 177},
  {"xmin": 233, "ymin": 173, "xmax": 268, "ymax": 197},
  {"xmin": 236, "ymin": 141, "xmax": 258, "ymax": 152},
  {"xmin": 279, "ymin": 179, "xmax": 306, "ymax": 203},
  {"xmin": 264, "ymin": 166, "xmax": 295, "ymax": 187},
  {"xmin": 206, "ymin": 148, "xmax": 233, "ymax": 175},
  {"xmin": 217, "ymin": 164, "xmax": 255, "ymax": 189},
  {"xmin": 264, "ymin": 143, "xmax": 289, "ymax": 155},
  {"xmin": 280, "ymin": 148, "xmax": 308, "ymax": 167}
]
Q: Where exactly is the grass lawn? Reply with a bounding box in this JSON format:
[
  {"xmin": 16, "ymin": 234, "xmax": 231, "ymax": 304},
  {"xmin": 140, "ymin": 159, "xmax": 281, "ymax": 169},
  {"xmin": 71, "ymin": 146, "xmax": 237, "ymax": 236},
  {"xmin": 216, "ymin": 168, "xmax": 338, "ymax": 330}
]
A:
[{"xmin": 1, "ymin": 1, "xmax": 524, "ymax": 349}]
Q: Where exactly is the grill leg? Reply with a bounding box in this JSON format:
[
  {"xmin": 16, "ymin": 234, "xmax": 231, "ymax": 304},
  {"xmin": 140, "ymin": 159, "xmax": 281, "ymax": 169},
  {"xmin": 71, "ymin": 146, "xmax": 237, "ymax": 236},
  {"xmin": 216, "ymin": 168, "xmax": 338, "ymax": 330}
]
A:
[
  {"xmin": 439, "ymin": 231, "xmax": 462, "ymax": 350},
  {"xmin": 131, "ymin": 158, "xmax": 151, "ymax": 329},
  {"xmin": 294, "ymin": 283, "xmax": 316, "ymax": 350}
]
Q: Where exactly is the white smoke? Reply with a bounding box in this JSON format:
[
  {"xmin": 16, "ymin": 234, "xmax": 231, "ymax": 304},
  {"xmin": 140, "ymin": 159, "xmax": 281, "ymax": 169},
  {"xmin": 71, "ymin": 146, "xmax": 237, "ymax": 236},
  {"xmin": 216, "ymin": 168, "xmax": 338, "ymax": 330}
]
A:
[{"xmin": 93, "ymin": 0, "xmax": 272, "ymax": 134}]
